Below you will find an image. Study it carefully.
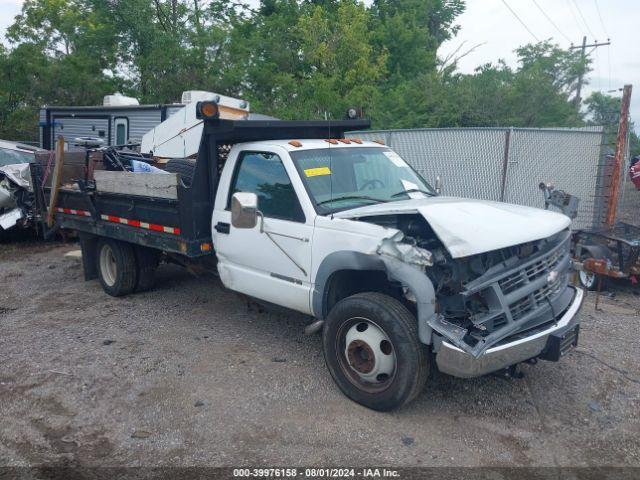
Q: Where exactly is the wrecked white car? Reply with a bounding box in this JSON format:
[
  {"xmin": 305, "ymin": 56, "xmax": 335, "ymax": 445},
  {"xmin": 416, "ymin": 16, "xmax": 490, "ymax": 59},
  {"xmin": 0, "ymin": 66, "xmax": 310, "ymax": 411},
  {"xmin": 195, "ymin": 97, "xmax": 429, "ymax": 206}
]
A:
[
  {"xmin": 45, "ymin": 112, "xmax": 583, "ymax": 411},
  {"xmin": 0, "ymin": 162, "xmax": 36, "ymax": 233}
]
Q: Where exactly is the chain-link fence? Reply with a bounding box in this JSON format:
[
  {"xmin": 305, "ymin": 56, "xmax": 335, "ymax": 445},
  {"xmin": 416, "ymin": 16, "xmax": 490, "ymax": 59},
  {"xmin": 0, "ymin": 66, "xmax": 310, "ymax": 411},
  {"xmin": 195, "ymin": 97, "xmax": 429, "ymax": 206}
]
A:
[
  {"xmin": 350, "ymin": 126, "xmax": 613, "ymax": 230},
  {"xmin": 617, "ymin": 128, "xmax": 638, "ymax": 225}
]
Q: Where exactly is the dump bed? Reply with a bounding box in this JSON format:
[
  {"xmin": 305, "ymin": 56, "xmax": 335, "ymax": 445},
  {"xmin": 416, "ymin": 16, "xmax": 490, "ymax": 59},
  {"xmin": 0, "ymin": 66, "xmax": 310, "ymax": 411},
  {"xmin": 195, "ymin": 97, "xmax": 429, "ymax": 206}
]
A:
[{"xmin": 35, "ymin": 117, "xmax": 370, "ymax": 257}]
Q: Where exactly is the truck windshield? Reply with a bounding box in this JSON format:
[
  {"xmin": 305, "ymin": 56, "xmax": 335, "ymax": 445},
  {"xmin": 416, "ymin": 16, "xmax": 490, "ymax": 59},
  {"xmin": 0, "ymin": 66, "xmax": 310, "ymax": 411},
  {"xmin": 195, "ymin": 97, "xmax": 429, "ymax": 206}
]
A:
[{"xmin": 290, "ymin": 147, "xmax": 435, "ymax": 214}]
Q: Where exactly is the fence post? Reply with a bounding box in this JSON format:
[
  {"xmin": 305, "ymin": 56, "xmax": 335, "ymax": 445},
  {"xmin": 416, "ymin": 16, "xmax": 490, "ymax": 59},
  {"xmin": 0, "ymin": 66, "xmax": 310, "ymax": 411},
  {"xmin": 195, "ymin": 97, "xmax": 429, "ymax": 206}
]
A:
[{"xmin": 499, "ymin": 127, "xmax": 513, "ymax": 202}]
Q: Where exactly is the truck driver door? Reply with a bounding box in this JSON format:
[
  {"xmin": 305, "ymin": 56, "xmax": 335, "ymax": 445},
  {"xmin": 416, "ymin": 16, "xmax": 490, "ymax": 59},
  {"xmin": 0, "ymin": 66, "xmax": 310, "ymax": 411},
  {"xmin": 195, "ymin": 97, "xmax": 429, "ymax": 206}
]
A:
[{"xmin": 212, "ymin": 150, "xmax": 314, "ymax": 315}]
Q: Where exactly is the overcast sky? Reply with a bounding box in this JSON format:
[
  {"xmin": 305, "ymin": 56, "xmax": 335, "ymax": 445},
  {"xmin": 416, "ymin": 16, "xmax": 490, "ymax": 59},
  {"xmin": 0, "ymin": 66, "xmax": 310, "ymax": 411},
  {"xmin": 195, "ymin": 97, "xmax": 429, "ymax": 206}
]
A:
[{"xmin": 0, "ymin": 0, "xmax": 637, "ymax": 127}]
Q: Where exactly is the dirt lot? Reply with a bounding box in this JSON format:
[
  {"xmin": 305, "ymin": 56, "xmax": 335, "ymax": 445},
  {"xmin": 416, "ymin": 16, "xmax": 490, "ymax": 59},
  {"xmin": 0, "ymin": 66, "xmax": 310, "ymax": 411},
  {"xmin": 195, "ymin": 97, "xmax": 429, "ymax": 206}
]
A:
[{"xmin": 1, "ymin": 240, "xmax": 639, "ymax": 468}]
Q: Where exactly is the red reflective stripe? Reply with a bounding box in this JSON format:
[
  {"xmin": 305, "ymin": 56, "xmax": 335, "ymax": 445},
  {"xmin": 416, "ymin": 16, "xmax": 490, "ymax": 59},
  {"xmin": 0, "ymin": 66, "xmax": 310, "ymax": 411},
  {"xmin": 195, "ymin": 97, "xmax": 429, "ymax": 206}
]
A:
[
  {"xmin": 56, "ymin": 207, "xmax": 91, "ymax": 217},
  {"xmin": 99, "ymin": 214, "xmax": 180, "ymax": 235}
]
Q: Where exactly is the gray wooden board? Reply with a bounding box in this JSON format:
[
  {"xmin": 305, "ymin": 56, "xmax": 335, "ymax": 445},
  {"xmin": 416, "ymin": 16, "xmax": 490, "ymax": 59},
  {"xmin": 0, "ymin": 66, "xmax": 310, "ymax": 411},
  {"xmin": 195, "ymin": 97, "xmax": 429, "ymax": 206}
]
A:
[{"xmin": 94, "ymin": 171, "xmax": 178, "ymax": 199}]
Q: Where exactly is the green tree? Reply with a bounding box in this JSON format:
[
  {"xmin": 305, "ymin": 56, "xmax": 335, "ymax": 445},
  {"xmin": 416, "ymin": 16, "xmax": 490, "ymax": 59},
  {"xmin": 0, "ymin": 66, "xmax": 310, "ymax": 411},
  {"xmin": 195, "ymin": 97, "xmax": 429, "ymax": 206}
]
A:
[
  {"xmin": 448, "ymin": 41, "xmax": 587, "ymax": 128},
  {"xmin": 371, "ymin": 0, "xmax": 464, "ymax": 81},
  {"xmin": 0, "ymin": 0, "xmax": 121, "ymax": 139},
  {"xmin": 0, "ymin": 0, "xmax": 620, "ymax": 143}
]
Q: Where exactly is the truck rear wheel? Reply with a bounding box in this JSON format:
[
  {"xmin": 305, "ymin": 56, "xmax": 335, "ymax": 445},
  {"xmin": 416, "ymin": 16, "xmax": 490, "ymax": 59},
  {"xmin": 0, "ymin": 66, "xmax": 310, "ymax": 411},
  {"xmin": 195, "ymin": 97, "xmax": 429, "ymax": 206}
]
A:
[
  {"xmin": 322, "ymin": 292, "xmax": 429, "ymax": 411},
  {"xmin": 97, "ymin": 239, "xmax": 137, "ymax": 297}
]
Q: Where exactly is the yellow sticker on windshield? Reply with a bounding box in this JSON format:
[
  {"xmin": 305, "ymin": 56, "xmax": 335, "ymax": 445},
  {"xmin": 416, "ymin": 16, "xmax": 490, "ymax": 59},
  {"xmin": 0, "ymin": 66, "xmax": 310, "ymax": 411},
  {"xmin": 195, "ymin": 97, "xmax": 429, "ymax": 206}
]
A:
[{"xmin": 305, "ymin": 167, "xmax": 331, "ymax": 177}]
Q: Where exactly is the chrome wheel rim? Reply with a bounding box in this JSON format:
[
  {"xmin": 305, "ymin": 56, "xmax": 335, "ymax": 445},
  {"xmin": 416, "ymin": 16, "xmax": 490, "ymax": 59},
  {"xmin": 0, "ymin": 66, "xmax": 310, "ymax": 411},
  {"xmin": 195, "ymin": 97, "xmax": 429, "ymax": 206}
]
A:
[
  {"xmin": 337, "ymin": 317, "xmax": 396, "ymax": 393},
  {"xmin": 579, "ymin": 269, "xmax": 595, "ymax": 289},
  {"xmin": 99, "ymin": 244, "xmax": 117, "ymax": 287}
]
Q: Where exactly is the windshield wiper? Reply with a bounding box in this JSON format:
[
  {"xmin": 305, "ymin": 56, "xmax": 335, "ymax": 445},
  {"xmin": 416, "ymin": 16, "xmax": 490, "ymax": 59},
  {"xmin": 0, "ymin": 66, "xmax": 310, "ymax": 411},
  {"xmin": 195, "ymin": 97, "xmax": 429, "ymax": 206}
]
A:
[
  {"xmin": 390, "ymin": 188, "xmax": 435, "ymax": 198},
  {"xmin": 316, "ymin": 195, "xmax": 389, "ymax": 207}
]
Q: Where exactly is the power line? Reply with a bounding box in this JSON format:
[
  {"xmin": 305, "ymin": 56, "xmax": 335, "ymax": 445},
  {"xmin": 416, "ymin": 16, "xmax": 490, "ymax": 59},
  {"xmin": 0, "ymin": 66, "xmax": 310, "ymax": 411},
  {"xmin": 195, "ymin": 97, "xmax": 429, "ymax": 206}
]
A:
[
  {"xmin": 570, "ymin": 0, "xmax": 597, "ymax": 39},
  {"xmin": 532, "ymin": 0, "xmax": 572, "ymax": 43},
  {"xmin": 565, "ymin": 0, "xmax": 585, "ymax": 37},
  {"xmin": 593, "ymin": 0, "xmax": 610, "ymax": 39},
  {"xmin": 501, "ymin": 0, "xmax": 540, "ymax": 42}
]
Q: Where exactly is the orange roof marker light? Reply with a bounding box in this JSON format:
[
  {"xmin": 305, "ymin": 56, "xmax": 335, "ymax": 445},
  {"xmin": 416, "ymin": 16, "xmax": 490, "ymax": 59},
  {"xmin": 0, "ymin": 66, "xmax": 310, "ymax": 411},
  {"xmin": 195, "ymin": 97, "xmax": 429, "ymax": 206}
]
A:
[
  {"xmin": 288, "ymin": 140, "xmax": 303, "ymax": 147},
  {"xmin": 324, "ymin": 139, "xmax": 339, "ymax": 145},
  {"xmin": 196, "ymin": 101, "xmax": 219, "ymax": 119},
  {"xmin": 350, "ymin": 138, "xmax": 363, "ymax": 144},
  {"xmin": 338, "ymin": 138, "xmax": 351, "ymax": 144},
  {"xmin": 372, "ymin": 139, "xmax": 385, "ymax": 145}
]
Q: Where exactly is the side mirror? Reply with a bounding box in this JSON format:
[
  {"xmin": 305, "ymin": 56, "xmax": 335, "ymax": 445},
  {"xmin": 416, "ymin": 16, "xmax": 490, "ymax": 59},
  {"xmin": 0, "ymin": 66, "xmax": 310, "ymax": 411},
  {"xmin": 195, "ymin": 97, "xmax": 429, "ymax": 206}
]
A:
[
  {"xmin": 435, "ymin": 176, "xmax": 443, "ymax": 195},
  {"xmin": 231, "ymin": 192, "xmax": 259, "ymax": 229}
]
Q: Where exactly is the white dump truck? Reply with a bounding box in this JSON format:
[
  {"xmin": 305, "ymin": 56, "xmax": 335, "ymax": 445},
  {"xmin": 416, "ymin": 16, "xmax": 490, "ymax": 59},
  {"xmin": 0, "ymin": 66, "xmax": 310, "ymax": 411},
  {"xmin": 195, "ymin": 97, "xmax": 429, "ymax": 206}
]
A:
[{"xmin": 41, "ymin": 101, "xmax": 584, "ymax": 410}]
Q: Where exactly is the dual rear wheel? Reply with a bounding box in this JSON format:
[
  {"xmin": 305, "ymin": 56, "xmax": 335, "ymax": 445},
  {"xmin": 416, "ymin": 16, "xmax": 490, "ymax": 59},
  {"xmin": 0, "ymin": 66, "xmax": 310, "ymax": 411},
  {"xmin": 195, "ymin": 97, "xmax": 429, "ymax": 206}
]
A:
[{"xmin": 97, "ymin": 239, "xmax": 159, "ymax": 296}]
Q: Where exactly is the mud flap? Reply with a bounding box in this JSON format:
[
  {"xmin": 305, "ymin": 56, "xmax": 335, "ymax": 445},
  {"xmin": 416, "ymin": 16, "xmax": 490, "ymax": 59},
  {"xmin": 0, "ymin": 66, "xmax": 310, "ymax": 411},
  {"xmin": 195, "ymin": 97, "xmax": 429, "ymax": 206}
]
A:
[{"xmin": 79, "ymin": 232, "xmax": 99, "ymax": 281}]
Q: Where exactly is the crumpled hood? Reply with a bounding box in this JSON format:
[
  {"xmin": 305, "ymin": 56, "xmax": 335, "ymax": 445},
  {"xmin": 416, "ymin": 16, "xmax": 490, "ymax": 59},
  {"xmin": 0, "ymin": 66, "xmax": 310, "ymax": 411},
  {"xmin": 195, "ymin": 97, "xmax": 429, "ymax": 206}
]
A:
[
  {"xmin": 0, "ymin": 163, "xmax": 33, "ymax": 191},
  {"xmin": 334, "ymin": 196, "xmax": 572, "ymax": 258}
]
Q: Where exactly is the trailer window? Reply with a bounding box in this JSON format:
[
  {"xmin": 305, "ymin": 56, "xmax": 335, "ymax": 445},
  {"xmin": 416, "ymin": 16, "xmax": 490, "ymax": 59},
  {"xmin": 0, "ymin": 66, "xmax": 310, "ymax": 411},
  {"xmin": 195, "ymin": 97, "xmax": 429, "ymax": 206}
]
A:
[{"xmin": 229, "ymin": 152, "xmax": 305, "ymax": 223}]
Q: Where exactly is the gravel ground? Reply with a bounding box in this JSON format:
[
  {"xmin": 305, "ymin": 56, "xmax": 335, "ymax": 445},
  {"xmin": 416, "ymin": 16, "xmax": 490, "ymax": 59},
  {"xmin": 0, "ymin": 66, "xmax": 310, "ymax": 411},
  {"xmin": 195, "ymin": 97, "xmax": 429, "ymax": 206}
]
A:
[{"xmin": 0, "ymin": 240, "xmax": 639, "ymax": 468}]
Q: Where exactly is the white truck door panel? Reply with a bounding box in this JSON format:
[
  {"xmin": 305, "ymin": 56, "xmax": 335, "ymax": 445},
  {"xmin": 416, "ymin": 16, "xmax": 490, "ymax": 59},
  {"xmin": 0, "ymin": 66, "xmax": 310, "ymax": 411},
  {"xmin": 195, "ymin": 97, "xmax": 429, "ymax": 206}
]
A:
[{"xmin": 212, "ymin": 147, "xmax": 314, "ymax": 314}]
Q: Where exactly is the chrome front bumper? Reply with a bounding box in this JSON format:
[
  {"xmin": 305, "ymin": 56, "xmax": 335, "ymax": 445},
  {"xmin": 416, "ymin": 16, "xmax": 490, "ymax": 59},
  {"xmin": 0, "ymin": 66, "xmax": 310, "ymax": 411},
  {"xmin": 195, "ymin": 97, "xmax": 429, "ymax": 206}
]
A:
[{"xmin": 435, "ymin": 286, "xmax": 585, "ymax": 378}]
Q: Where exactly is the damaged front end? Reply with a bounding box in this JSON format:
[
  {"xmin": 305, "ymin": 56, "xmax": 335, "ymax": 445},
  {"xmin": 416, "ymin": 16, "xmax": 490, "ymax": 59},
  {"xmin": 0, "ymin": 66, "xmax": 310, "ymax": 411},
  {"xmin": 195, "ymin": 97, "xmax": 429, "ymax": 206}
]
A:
[
  {"xmin": 364, "ymin": 214, "xmax": 576, "ymax": 360},
  {"xmin": 432, "ymin": 228, "xmax": 574, "ymax": 357}
]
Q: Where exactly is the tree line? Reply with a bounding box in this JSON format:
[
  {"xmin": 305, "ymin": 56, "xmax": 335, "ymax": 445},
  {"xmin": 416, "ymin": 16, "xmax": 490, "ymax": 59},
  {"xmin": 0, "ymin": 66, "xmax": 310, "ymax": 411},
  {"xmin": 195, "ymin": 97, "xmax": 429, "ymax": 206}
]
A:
[{"xmin": 0, "ymin": 0, "xmax": 636, "ymax": 156}]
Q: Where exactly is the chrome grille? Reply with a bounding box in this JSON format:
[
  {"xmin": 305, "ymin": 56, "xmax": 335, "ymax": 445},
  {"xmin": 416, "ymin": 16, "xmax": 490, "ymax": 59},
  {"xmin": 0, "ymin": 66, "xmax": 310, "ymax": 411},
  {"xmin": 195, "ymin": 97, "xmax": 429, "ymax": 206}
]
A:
[
  {"xmin": 509, "ymin": 271, "xmax": 566, "ymax": 321},
  {"xmin": 533, "ymin": 273, "xmax": 565, "ymax": 304},
  {"xmin": 498, "ymin": 241, "xmax": 567, "ymax": 295},
  {"xmin": 458, "ymin": 229, "xmax": 574, "ymax": 355}
]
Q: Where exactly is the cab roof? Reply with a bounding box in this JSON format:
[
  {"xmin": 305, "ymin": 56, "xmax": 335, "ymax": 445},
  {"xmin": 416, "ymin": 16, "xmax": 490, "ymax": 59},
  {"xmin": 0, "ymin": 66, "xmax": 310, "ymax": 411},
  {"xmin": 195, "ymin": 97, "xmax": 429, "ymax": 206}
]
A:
[{"xmin": 254, "ymin": 139, "xmax": 388, "ymax": 152}]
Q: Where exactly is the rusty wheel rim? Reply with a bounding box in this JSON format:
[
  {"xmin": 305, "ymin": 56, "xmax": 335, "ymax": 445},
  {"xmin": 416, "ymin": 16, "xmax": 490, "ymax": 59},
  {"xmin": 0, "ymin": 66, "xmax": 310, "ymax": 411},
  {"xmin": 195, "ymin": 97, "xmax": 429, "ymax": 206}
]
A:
[{"xmin": 336, "ymin": 317, "xmax": 396, "ymax": 394}]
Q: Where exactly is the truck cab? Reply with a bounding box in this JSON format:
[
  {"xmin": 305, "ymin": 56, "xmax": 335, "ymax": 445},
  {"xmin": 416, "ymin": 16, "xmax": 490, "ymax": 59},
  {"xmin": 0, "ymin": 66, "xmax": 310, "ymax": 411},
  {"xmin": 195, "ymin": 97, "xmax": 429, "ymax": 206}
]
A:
[{"xmin": 44, "ymin": 105, "xmax": 584, "ymax": 411}]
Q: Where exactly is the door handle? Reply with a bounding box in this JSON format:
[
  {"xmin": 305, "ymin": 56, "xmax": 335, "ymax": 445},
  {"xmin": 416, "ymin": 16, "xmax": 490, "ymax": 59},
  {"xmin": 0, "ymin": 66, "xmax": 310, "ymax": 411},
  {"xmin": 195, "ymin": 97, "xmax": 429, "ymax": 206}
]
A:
[{"xmin": 215, "ymin": 222, "xmax": 230, "ymax": 234}]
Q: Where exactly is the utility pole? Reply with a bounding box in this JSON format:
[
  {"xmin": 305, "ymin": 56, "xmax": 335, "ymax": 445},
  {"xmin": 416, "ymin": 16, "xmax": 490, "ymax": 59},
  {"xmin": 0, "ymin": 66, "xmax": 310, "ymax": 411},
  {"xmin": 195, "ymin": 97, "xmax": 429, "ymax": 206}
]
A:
[
  {"xmin": 605, "ymin": 84, "xmax": 632, "ymax": 227},
  {"xmin": 570, "ymin": 36, "xmax": 611, "ymax": 107}
]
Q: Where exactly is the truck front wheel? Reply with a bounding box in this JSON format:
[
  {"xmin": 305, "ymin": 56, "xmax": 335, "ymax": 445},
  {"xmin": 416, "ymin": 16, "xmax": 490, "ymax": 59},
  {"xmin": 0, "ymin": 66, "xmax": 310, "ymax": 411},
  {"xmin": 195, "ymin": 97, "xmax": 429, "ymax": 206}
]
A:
[
  {"xmin": 97, "ymin": 239, "xmax": 137, "ymax": 297},
  {"xmin": 322, "ymin": 292, "xmax": 429, "ymax": 411}
]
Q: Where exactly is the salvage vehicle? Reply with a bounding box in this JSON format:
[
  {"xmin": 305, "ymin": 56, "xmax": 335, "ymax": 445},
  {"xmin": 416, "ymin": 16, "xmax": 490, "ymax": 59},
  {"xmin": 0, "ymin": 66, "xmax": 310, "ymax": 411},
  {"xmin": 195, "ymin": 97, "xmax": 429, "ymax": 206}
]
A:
[
  {"xmin": 0, "ymin": 139, "xmax": 38, "ymax": 167},
  {"xmin": 35, "ymin": 102, "xmax": 584, "ymax": 410},
  {"xmin": 0, "ymin": 140, "xmax": 39, "ymax": 235}
]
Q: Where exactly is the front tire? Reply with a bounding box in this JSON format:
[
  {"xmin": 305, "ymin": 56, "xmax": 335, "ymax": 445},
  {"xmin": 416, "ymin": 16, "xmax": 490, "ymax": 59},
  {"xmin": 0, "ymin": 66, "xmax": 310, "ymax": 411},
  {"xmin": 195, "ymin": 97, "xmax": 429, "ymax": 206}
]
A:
[
  {"xmin": 97, "ymin": 239, "xmax": 137, "ymax": 297},
  {"xmin": 322, "ymin": 292, "xmax": 429, "ymax": 411}
]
